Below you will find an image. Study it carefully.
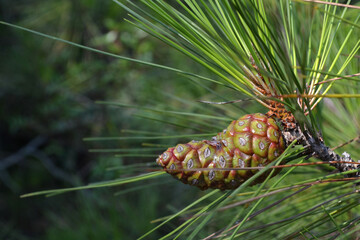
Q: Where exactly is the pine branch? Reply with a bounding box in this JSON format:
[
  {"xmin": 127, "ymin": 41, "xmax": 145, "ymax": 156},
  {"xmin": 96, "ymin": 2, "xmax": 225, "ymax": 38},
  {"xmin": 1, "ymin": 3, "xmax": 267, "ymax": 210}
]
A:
[{"xmin": 283, "ymin": 126, "xmax": 360, "ymax": 177}]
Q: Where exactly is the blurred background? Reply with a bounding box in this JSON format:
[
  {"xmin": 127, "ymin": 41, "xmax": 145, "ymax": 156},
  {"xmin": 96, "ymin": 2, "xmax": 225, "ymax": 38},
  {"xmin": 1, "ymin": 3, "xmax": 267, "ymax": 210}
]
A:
[{"xmin": 0, "ymin": 0, "xmax": 227, "ymax": 239}]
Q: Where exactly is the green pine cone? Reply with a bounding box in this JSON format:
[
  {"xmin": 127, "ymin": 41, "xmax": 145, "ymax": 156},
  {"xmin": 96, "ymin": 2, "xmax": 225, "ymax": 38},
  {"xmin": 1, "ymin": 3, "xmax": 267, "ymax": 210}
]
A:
[{"xmin": 156, "ymin": 113, "xmax": 286, "ymax": 190}]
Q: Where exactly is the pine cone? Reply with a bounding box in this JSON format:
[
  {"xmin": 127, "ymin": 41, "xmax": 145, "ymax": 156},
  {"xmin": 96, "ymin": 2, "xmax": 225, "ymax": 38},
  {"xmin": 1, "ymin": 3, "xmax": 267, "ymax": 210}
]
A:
[{"xmin": 156, "ymin": 113, "xmax": 286, "ymax": 190}]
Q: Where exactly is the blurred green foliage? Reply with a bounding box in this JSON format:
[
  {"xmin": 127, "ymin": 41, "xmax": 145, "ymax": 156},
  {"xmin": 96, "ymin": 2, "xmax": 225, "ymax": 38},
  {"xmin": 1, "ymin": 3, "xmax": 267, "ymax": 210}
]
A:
[{"xmin": 0, "ymin": 0, "xmax": 222, "ymax": 239}]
